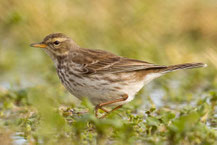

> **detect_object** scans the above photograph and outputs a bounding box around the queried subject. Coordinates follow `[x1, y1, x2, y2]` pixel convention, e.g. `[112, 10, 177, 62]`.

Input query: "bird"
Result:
[30, 33, 207, 118]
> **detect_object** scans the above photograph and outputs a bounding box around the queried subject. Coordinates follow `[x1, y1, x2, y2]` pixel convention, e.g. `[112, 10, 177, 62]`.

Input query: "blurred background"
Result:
[0, 0, 217, 145]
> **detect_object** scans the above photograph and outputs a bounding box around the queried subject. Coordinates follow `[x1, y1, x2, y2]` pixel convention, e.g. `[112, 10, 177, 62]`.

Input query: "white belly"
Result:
[58, 68, 162, 106]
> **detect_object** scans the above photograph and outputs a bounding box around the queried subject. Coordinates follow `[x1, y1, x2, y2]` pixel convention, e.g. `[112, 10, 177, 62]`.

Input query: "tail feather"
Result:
[161, 63, 207, 73]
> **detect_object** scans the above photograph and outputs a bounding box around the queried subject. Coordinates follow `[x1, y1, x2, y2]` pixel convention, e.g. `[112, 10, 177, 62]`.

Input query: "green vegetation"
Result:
[0, 0, 216, 145]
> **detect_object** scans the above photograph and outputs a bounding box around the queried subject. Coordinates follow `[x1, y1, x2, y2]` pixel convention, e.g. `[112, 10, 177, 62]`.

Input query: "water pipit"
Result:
[30, 33, 207, 118]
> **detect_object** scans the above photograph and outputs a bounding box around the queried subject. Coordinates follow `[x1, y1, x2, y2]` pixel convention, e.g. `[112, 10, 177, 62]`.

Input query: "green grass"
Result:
[0, 87, 216, 145]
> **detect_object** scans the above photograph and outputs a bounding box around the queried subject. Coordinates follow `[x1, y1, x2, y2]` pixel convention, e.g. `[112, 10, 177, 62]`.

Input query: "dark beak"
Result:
[30, 42, 47, 48]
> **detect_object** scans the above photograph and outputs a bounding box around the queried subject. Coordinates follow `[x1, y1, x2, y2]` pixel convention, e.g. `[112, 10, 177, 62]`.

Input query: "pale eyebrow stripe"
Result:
[53, 38, 68, 42]
[45, 37, 68, 43]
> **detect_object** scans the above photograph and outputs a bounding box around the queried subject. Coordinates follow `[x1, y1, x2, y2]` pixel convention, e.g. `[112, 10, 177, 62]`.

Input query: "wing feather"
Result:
[69, 48, 166, 74]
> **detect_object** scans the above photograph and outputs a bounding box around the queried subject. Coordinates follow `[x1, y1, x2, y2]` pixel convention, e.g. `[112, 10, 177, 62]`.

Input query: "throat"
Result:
[43, 49, 68, 68]
[56, 56, 68, 70]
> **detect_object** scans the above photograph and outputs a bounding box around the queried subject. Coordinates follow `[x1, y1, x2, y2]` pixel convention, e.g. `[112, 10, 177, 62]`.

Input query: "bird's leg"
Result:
[95, 105, 109, 117]
[95, 94, 128, 118]
[99, 105, 123, 119]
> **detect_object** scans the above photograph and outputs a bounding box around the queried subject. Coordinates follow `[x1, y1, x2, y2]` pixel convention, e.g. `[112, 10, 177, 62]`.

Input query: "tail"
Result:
[161, 62, 207, 73]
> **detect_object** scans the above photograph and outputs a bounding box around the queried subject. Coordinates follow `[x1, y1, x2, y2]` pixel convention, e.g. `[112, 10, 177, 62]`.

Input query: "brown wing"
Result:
[69, 48, 166, 74]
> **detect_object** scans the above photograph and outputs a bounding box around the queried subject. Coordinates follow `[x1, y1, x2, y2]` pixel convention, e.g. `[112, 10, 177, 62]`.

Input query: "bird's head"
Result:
[30, 33, 79, 57]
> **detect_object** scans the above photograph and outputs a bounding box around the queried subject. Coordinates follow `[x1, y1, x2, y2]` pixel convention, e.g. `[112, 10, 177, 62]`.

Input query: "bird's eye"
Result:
[53, 41, 60, 45]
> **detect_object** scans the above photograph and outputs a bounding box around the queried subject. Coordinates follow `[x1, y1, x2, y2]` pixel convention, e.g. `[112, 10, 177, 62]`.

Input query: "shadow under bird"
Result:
[30, 33, 207, 118]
